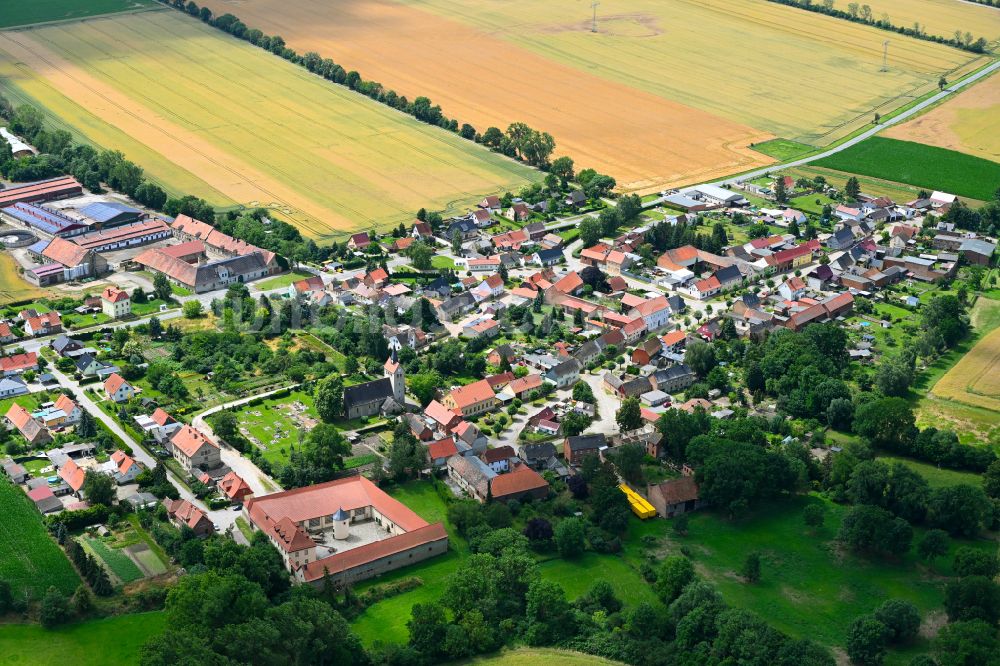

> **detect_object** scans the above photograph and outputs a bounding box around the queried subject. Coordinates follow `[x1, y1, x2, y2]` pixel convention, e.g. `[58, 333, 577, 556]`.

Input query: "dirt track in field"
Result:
[199, 0, 775, 191]
[886, 70, 1000, 163]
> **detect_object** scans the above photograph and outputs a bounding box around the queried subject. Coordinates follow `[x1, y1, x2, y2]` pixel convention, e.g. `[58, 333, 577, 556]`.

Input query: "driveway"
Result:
[191, 387, 292, 496]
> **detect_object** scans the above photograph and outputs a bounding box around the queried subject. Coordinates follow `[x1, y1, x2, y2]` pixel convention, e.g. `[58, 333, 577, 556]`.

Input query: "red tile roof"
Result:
[170, 425, 218, 458]
[165, 498, 212, 531]
[103, 373, 130, 396]
[5, 403, 33, 430]
[219, 471, 252, 500]
[101, 286, 129, 303]
[0, 352, 37, 373]
[631, 296, 670, 317]
[301, 522, 448, 581]
[54, 394, 77, 415]
[151, 408, 175, 426]
[42, 236, 89, 268]
[59, 458, 86, 492]
[490, 463, 548, 499]
[246, 475, 429, 553]
[425, 400, 461, 428]
[482, 445, 515, 464]
[553, 272, 583, 294]
[446, 379, 495, 410]
[25, 311, 61, 332]
[293, 275, 324, 293]
[427, 437, 458, 461]
[661, 330, 686, 347]
[159, 240, 205, 259]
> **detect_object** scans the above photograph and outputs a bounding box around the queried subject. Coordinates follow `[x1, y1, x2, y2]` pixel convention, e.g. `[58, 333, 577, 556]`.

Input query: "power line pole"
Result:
[881, 40, 890, 72]
[591, 1, 600, 33]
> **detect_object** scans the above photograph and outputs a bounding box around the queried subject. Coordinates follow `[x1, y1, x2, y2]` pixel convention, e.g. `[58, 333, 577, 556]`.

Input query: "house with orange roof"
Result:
[23, 311, 62, 337]
[103, 373, 134, 403]
[660, 330, 688, 353]
[491, 463, 549, 502]
[170, 424, 221, 473]
[244, 475, 448, 584]
[164, 498, 214, 537]
[101, 286, 131, 319]
[105, 450, 143, 484]
[628, 296, 672, 331]
[552, 271, 584, 296]
[427, 437, 458, 468]
[289, 275, 324, 297]
[424, 400, 462, 433]
[5, 403, 51, 446]
[219, 471, 253, 503]
[54, 394, 81, 424]
[58, 458, 87, 496]
[690, 275, 722, 300]
[0, 322, 14, 344]
[443, 379, 497, 417]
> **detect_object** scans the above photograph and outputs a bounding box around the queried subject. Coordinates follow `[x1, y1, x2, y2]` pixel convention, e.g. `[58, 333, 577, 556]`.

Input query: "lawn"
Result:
[0, 478, 80, 600]
[876, 455, 983, 488]
[131, 298, 172, 316]
[788, 193, 837, 217]
[0, 612, 166, 665]
[751, 138, 815, 161]
[668, 495, 996, 658]
[539, 551, 657, 606]
[813, 137, 1000, 201]
[255, 269, 314, 291]
[0, 0, 157, 29]
[230, 390, 320, 467]
[431, 255, 457, 270]
[0, 11, 537, 238]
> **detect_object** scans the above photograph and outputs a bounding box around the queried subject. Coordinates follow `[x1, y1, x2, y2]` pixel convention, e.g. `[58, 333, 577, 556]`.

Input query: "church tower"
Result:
[384, 349, 405, 404]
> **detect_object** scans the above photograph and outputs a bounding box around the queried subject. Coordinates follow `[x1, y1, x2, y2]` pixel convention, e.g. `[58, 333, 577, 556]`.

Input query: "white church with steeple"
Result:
[384, 348, 405, 404]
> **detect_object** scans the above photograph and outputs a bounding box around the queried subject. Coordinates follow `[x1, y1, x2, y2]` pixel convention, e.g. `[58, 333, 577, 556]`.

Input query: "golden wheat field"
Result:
[199, 0, 775, 192]
[932, 325, 1000, 412]
[199, 0, 987, 189]
[886, 70, 1000, 163]
[0, 11, 538, 238]
[0, 253, 50, 306]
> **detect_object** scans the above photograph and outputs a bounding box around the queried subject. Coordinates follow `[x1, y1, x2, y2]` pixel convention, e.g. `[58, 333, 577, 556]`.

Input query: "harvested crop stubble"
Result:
[198, 0, 776, 192]
[886, 69, 1000, 163]
[0, 11, 537, 238]
[382, 0, 985, 144]
[932, 326, 1000, 412]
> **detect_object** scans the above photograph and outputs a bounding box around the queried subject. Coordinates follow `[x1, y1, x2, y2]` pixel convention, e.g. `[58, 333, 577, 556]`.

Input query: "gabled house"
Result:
[219, 471, 253, 503]
[103, 373, 134, 403]
[647, 477, 703, 518]
[23, 311, 62, 337]
[0, 376, 28, 398]
[50, 334, 83, 357]
[545, 358, 581, 388]
[106, 450, 143, 484]
[6, 403, 51, 446]
[170, 425, 221, 473]
[54, 394, 81, 424]
[628, 296, 672, 331]
[101, 286, 131, 319]
[347, 232, 371, 250]
[164, 498, 214, 537]
[427, 437, 458, 468]
[564, 434, 605, 465]
[443, 380, 496, 417]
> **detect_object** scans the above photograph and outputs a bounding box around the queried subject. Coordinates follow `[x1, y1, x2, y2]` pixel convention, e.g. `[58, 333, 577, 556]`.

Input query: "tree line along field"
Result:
[0, 478, 80, 601]
[0, 0, 157, 29]
[813, 136, 1000, 201]
[886, 69, 1000, 164]
[835, 0, 1000, 47]
[198, 0, 775, 193]
[0, 11, 538, 239]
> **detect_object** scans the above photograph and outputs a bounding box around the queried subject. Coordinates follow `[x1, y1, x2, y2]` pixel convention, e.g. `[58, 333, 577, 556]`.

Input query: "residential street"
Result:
[45, 364, 241, 534]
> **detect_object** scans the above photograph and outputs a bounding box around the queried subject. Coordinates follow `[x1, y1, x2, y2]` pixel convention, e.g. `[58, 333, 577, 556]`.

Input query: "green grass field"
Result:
[0, 612, 166, 665]
[752, 138, 815, 161]
[876, 456, 983, 488]
[814, 137, 1000, 201]
[0, 0, 156, 29]
[0, 478, 80, 600]
[669, 495, 996, 659]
